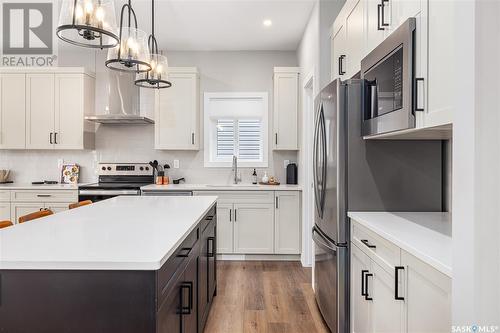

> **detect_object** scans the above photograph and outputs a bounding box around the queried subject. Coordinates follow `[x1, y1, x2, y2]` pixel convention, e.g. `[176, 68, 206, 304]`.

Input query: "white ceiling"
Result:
[110, 0, 316, 51]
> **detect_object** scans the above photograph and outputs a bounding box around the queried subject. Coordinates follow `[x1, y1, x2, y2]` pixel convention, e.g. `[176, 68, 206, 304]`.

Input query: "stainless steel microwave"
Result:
[361, 18, 416, 137]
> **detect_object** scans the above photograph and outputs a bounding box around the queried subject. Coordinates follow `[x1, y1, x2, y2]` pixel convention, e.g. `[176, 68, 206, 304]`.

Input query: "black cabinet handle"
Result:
[177, 247, 192, 258]
[414, 78, 425, 112]
[339, 55, 346, 75]
[208, 237, 215, 257]
[275, 133, 278, 145]
[54, 132, 58, 144]
[365, 272, 373, 301]
[377, 4, 383, 30]
[229, 209, 232, 222]
[49, 132, 53, 144]
[180, 282, 193, 314]
[361, 239, 376, 249]
[275, 196, 279, 209]
[361, 270, 368, 296]
[234, 209, 237, 222]
[395, 266, 405, 300]
[191, 132, 195, 145]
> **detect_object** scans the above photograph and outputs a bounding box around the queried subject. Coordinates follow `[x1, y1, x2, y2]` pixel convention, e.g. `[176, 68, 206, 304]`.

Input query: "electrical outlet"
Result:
[284, 160, 290, 169]
[173, 160, 180, 169]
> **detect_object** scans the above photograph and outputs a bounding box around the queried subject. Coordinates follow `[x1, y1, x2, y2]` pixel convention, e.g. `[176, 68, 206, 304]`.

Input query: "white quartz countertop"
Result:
[141, 183, 302, 192]
[347, 212, 452, 277]
[0, 183, 79, 190]
[0, 196, 217, 270]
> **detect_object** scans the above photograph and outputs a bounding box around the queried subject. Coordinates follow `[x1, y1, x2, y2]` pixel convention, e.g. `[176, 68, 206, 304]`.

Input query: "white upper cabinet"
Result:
[26, 73, 55, 149]
[345, 0, 365, 77]
[155, 67, 199, 150]
[331, 23, 346, 80]
[0, 74, 26, 149]
[424, 0, 453, 128]
[365, 0, 389, 53]
[273, 67, 299, 150]
[0, 67, 95, 150]
[55, 74, 95, 149]
[331, 0, 454, 137]
[331, 0, 365, 79]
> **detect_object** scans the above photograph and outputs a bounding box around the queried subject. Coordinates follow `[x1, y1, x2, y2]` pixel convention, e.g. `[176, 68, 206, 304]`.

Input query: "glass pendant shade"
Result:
[56, 0, 119, 48]
[106, 27, 151, 72]
[135, 53, 171, 88]
[106, 1, 151, 73]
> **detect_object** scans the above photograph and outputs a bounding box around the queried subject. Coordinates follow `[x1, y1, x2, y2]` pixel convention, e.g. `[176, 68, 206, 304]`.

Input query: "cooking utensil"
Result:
[0, 169, 10, 182]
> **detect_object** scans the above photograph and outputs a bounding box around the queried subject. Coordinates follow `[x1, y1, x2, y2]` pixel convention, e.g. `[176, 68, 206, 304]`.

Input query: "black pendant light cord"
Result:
[148, 0, 159, 55]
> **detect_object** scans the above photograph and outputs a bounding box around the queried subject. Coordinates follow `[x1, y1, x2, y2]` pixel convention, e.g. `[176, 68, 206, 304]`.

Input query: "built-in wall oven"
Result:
[361, 18, 417, 137]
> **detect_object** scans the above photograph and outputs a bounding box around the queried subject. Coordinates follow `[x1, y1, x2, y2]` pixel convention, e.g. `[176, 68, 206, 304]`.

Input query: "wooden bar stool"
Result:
[0, 220, 13, 229]
[18, 209, 54, 224]
[69, 200, 93, 210]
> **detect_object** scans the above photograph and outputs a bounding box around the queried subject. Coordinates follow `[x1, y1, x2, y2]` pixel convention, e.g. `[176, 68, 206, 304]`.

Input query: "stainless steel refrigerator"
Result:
[312, 79, 443, 333]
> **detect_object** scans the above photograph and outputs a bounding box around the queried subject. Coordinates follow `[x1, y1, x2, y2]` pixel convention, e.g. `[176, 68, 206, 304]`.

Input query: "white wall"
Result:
[0, 50, 298, 184]
[452, 0, 500, 327]
[296, 0, 343, 267]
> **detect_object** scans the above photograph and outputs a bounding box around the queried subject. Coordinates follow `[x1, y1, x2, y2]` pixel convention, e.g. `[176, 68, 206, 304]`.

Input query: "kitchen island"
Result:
[0, 196, 218, 333]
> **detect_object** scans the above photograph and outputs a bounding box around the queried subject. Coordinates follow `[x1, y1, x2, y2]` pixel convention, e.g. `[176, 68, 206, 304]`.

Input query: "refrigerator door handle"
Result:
[313, 104, 323, 218]
[318, 108, 327, 216]
[312, 227, 337, 252]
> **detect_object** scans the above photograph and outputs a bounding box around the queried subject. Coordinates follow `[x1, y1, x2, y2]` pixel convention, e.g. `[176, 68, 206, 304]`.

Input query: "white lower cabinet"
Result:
[351, 245, 372, 333]
[233, 203, 274, 254]
[371, 261, 404, 332]
[11, 202, 45, 223]
[7, 189, 77, 223]
[350, 220, 451, 333]
[274, 191, 301, 254]
[215, 203, 234, 254]
[0, 202, 11, 221]
[193, 190, 301, 255]
[403, 250, 452, 333]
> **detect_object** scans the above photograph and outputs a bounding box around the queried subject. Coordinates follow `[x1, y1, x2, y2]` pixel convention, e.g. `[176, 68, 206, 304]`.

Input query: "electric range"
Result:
[78, 163, 154, 202]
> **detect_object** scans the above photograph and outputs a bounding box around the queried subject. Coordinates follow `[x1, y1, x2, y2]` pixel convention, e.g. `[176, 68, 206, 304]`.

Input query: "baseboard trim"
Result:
[217, 254, 301, 261]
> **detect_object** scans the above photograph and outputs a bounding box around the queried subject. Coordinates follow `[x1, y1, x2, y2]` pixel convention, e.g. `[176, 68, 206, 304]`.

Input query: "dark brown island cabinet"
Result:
[0, 205, 217, 333]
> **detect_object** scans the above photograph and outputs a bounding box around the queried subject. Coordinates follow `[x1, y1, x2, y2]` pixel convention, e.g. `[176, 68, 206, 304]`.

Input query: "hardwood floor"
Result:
[204, 261, 330, 333]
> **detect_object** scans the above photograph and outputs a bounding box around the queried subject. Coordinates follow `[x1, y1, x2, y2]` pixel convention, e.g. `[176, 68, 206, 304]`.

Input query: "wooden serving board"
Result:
[259, 182, 280, 186]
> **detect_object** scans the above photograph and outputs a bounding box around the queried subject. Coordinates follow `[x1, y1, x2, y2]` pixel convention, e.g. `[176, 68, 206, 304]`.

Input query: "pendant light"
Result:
[56, 0, 119, 48]
[135, 0, 171, 89]
[105, 0, 151, 73]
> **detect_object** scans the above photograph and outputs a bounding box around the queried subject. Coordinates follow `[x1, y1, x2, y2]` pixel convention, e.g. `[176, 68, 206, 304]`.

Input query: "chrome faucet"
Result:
[232, 155, 241, 184]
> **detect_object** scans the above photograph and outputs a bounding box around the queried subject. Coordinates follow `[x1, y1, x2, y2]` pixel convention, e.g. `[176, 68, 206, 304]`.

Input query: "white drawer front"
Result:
[0, 190, 10, 202]
[11, 190, 78, 203]
[352, 219, 401, 271]
[193, 191, 274, 204]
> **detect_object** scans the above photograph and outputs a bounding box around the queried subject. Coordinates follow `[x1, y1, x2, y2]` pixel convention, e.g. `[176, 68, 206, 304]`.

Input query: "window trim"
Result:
[204, 92, 269, 168]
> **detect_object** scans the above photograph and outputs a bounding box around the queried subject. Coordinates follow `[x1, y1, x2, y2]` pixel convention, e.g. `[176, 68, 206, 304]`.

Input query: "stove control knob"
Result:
[107, 167, 112, 171]
[101, 166, 106, 171]
[145, 166, 149, 171]
[139, 167, 144, 171]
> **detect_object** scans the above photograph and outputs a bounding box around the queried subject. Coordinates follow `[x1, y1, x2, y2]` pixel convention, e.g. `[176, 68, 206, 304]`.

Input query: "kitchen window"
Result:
[204, 92, 268, 167]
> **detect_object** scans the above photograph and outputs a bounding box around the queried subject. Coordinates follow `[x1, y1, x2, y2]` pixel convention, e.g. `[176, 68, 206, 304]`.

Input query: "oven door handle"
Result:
[78, 190, 140, 196]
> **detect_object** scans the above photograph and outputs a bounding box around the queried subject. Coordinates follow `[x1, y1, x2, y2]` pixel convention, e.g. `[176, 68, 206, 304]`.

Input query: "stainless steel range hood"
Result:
[86, 70, 154, 125]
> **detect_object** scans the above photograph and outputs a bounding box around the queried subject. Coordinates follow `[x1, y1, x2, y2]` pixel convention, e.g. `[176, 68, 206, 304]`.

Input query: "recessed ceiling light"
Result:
[263, 19, 273, 27]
